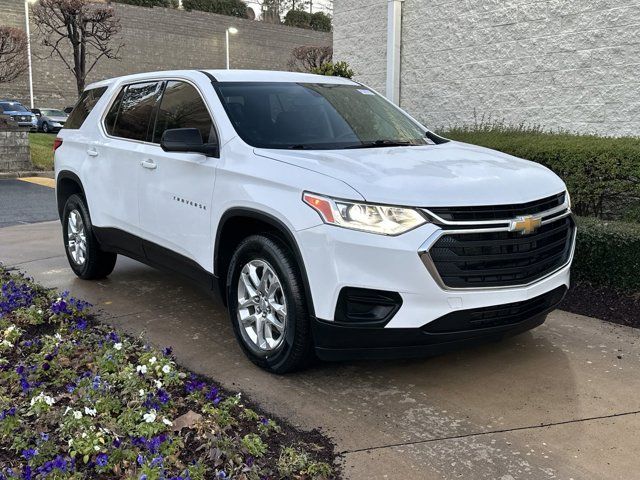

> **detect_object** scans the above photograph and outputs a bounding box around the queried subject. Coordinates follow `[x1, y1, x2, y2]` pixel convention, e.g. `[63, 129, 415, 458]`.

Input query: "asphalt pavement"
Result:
[0, 178, 58, 227]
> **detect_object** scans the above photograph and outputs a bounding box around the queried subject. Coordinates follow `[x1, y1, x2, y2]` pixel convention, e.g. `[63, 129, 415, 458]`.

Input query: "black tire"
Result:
[42, 122, 49, 133]
[226, 234, 314, 374]
[62, 194, 117, 279]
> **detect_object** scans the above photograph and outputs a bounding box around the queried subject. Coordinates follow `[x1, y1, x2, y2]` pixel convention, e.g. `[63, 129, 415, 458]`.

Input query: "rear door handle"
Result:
[140, 159, 157, 170]
[87, 148, 99, 157]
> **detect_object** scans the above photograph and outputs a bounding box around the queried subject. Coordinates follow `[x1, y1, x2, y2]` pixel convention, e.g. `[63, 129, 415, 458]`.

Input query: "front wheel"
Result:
[62, 194, 117, 279]
[226, 235, 314, 374]
[42, 122, 49, 133]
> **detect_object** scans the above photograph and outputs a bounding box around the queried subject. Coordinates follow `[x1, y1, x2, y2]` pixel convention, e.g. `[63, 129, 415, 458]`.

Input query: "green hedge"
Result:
[284, 10, 332, 31]
[182, 0, 249, 17]
[440, 125, 640, 220]
[573, 216, 640, 291]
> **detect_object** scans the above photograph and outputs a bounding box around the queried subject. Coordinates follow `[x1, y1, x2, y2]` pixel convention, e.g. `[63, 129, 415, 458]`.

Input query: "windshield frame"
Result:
[213, 81, 433, 151]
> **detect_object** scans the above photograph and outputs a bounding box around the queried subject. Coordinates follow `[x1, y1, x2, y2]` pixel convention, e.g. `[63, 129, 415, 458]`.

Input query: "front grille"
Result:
[427, 216, 574, 288]
[427, 193, 565, 222]
[423, 286, 566, 333]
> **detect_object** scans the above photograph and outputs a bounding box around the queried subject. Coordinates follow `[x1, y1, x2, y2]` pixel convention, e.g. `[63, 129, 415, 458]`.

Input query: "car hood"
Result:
[46, 116, 67, 123]
[4, 111, 34, 117]
[255, 141, 566, 207]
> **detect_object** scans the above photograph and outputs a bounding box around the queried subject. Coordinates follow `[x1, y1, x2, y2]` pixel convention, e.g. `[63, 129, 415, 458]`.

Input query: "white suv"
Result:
[54, 70, 575, 373]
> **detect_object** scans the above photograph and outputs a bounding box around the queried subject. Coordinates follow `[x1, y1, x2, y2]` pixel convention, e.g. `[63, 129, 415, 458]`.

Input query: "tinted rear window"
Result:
[65, 87, 108, 129]
[108, 81, 163, 142]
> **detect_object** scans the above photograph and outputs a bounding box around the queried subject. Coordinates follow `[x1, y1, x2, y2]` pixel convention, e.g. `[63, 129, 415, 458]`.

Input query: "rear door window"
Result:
[108, 81, 163, 142]
[65, 87, 108, 129]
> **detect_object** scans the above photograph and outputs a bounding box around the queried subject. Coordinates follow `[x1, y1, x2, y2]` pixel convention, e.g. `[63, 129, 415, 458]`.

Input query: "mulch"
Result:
[559, 281, 640, 328]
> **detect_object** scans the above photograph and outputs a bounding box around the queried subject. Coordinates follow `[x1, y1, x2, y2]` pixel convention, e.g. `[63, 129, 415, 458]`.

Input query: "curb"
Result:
[0, 171, 54, 179]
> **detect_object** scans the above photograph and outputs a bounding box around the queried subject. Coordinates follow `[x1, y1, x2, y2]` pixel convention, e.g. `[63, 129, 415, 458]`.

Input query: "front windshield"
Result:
[41, 109, 66, 117]
[0, 102, 29, 113]
[215, 82, 430, 150]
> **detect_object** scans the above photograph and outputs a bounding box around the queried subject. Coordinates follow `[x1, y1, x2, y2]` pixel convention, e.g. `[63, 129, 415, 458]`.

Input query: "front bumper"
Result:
[297, 220, 573, 359]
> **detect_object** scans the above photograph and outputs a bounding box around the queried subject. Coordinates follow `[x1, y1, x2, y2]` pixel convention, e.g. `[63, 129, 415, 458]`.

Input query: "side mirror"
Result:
[160, 128, 219, 157]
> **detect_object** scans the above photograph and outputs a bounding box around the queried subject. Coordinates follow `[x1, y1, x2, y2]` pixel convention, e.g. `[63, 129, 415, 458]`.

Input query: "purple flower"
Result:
[205, 386, 219, 401]
[44, 354, 53, 361]
[140, 475, 148, 480]
[163, 346, 173, 356]
[74, 318, 88, 331]
[42, 363, 50, 371]
[137, 454, 144, 466]
[20, 377, 30, 392]
[112, 438, 122, 448]
[106, 332, 120, 344]
[39, 433, 49, 441]
[157, 389, 170, 405]
[16, 365, 24, 375]
[22, 465, 32, 480]
[0, 407, 16, 420]
[95, 453, 108, 467]
[260, 417, 269, 426]
[21, 448, 37, 461]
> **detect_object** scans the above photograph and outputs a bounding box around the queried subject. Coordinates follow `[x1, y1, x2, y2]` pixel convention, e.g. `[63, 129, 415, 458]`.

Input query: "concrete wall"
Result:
[334, 0, 640, 137]
[0, 129, 32, 172]
[0, 1, 331, 108]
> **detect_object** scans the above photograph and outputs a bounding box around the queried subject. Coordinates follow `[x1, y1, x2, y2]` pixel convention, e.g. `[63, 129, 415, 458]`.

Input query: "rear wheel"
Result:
[226, 235, 313, 373]
[62, 194, 117, 279]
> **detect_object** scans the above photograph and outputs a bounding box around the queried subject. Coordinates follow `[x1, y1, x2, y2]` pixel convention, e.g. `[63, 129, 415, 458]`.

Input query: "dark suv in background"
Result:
[0, 100, 37, 130]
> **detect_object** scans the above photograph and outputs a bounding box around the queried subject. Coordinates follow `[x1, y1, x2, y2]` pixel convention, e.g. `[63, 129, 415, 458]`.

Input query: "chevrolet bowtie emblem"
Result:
[509, 215, 542, 235]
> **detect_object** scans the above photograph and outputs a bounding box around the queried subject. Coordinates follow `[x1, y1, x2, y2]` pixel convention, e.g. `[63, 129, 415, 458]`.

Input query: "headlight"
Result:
[303, 192, 427, 235]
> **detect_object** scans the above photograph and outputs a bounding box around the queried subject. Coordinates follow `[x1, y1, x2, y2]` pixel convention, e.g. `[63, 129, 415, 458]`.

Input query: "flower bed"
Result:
[0, 266, 335, 479]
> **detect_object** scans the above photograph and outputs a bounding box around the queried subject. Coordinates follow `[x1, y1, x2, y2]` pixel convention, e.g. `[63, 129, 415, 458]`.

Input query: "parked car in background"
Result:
[32, 108, 69, 133]
[0, 100, 37, 130]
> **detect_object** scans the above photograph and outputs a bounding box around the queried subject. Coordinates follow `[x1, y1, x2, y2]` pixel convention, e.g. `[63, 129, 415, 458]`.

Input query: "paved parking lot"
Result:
[0, 178, 58, 227]
[2, 220, 640, 479]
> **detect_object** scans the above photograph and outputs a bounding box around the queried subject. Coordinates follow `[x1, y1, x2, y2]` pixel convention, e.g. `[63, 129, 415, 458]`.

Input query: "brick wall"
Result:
[0, 1, 331, 108]
[0, 129, 32, 172]
[334, 0, 640, 137]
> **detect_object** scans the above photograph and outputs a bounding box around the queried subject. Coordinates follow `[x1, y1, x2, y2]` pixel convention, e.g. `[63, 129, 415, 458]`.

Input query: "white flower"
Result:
[162, 365, 171, 374]
[178, 372, 187, 379]
[149, 356, 157, 364]
[162, 417, 172, 426]
[113, 342, 122, 351]
[136, 365, 147, 374]
[154, 380, 163, 389]
[139, 389, 145, 397]
[54, 333, 63, 342]
[1, 340, 13, 348]
[84, 407, 97, 417]
[37, 309, 43, 315]
[143, 410, 157, 423]
[64, 406, 72, 415]
[94, 445, 100, 451]
[73, 410, 83, 420]
[30, 392, 56, 407]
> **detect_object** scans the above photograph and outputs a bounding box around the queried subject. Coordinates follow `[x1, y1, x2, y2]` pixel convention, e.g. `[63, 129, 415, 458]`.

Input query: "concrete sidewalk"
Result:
[2, 221, 640, 479]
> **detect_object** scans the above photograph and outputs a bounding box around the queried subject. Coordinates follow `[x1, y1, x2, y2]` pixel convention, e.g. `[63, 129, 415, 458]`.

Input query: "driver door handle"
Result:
[87, 148, 99, 157]
[141, 159, 157, 170]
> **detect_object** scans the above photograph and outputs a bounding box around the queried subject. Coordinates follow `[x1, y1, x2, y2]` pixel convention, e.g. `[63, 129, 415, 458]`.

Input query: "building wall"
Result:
[334, 0, 640, 137]
[0, 1, 331, 108]
[0, 129, 32, 172]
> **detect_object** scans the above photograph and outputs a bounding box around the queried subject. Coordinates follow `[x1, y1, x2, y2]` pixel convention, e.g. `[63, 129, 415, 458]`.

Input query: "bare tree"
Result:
[288, 45, 332, 72]
[0, 26, 28, 84]
[32, 0, 123, 95]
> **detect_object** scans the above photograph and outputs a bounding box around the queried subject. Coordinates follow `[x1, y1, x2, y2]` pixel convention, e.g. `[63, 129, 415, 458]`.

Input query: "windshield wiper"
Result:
[343, 139, 416, 149]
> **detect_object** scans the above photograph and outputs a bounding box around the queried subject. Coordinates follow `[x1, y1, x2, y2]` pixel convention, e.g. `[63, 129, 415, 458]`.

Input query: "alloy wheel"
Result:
[236, 259, 287, 352]
[67, 210, 87, 266]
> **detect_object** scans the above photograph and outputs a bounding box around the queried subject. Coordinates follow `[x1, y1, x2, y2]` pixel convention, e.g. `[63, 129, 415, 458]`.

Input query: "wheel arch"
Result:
[56, 171, 86, 220]
[214, 207, 316, 317]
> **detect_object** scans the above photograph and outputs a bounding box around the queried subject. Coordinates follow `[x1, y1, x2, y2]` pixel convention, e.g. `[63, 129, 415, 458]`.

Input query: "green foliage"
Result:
[182, 0, 249, 17]
[284, 10, 332, 31]
[440, 123, 640, 219]
[278, 445, 333, 478]
[112, 0, 172, 7]
[311, 61, 354, 79]
[573, 217, 640, 292]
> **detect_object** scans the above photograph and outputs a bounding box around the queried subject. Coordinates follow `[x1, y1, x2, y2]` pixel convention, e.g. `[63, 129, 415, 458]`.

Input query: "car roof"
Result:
[85, 69, 358, 90]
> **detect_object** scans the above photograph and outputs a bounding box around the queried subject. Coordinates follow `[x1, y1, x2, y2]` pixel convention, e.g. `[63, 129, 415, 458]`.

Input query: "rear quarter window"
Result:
[65, 86, 108, 129]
